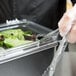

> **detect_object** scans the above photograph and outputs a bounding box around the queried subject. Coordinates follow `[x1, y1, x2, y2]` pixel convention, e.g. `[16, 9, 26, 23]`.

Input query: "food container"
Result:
[0, 19, 59, 76]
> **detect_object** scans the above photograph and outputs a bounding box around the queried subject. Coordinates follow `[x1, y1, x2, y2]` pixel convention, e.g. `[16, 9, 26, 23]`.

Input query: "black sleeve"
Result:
[71, 0, 76, 5]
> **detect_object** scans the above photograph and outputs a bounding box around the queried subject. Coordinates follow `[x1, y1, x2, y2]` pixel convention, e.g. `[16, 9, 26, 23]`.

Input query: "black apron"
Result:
[0, 0, 76, 29]
[0, 0, 67, 29]
[13, 0, 66, 29]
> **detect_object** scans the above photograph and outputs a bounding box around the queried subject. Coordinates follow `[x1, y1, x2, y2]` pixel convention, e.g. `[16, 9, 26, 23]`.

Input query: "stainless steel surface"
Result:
[69, 52, 76, 76]
[54, 52, 72, 76]
[54, 52, 76, 76]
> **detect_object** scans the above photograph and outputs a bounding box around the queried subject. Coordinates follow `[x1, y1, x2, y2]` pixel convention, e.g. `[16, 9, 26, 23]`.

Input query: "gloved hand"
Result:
[58, 5, 76, 43]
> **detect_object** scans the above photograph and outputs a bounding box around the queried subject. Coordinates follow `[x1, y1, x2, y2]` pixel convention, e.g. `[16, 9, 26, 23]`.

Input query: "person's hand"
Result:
[58, 9, 76, 43]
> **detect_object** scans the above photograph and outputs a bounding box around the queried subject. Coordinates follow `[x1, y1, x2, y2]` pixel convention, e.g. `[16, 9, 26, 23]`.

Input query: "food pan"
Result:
[0, 19, 58, 64]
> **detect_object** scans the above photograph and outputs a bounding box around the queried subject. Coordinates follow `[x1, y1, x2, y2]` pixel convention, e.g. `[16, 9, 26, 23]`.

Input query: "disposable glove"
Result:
[58, 4, 76, 43]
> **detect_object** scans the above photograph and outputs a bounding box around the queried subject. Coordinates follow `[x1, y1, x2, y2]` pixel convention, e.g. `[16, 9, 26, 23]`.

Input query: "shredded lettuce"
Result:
[0, 29, 34, 48]
[4, 38, 33, 48]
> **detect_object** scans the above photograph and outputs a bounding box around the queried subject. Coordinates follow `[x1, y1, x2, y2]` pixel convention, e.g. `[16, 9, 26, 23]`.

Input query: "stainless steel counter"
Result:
[54, 52, 76, 76]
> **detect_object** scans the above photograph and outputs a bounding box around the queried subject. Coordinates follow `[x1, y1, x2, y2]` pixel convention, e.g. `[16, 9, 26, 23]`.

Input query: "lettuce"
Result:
[1, 29, 25, 40]
[4, 38, 33, 48]
[0, 29, 34, 48]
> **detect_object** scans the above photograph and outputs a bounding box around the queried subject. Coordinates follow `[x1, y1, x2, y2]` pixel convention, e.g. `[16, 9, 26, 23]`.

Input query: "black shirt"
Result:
[0, 0, 76, 29]
[0, 0, 13, 22]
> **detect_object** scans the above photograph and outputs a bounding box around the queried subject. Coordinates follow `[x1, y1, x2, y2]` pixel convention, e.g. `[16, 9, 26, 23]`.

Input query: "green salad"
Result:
[0, 29, 35, 48]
